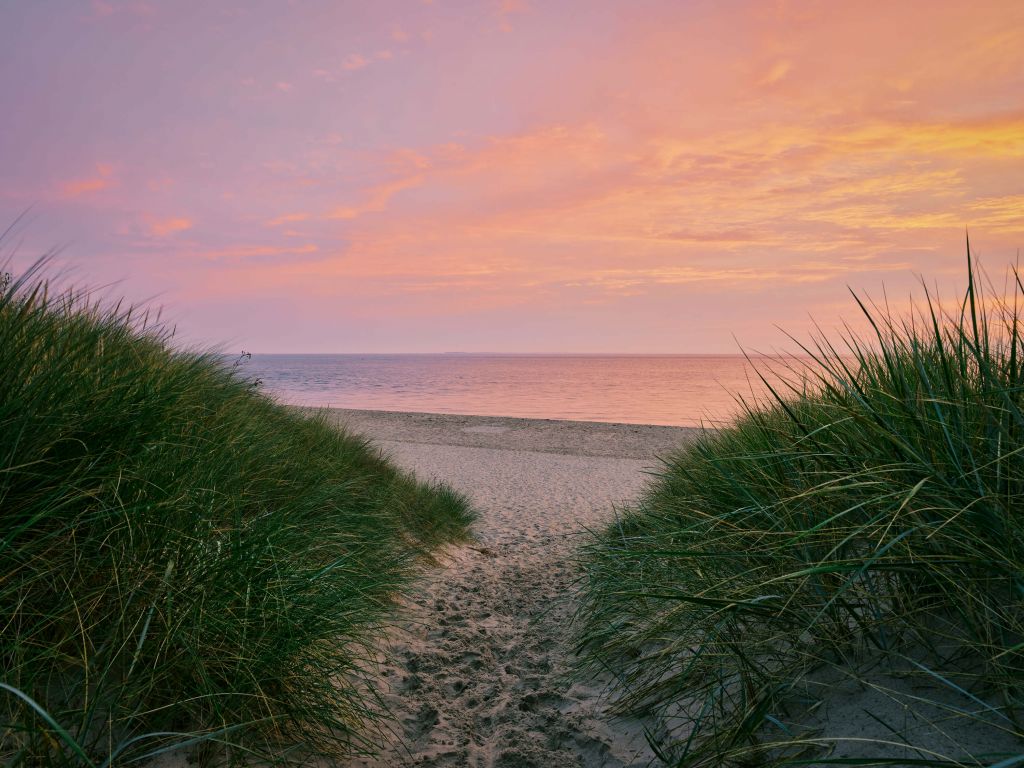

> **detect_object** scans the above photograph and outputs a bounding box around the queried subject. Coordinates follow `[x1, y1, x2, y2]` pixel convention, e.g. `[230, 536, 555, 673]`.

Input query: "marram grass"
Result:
[0, 259, 474, 765]
[578, 246, 1024, 767]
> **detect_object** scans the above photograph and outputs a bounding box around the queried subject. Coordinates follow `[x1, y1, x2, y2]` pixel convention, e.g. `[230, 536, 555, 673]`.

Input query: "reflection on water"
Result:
[241, 354, 810, 428]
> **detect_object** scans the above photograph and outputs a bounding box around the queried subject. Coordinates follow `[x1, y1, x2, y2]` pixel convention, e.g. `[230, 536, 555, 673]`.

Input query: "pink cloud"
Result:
[147, 216, 193, 237]
[265, 212, 311, 227]
[58, 163, 114, 198]
[758, 60, 792, 87]
[497, 0, 530, 31]
[499, 0, 529, 13]
[10, 0, 1024, 353]
[342, 53, 369, 71]
[328, 176, 425, 220]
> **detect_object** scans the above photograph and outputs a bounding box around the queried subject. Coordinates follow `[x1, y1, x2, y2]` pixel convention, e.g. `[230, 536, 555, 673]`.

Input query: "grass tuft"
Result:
[578, 244, 1024, 766]
[0, 257, 474, 765]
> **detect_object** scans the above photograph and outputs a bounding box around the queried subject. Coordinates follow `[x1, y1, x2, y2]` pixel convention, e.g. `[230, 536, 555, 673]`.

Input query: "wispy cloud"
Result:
[192, 243, 321, 265]
[146, 216, 193, 237]
[9, 0, 1024, 351]
[342, 53, 370, 71]
[328, 176, 425, 220]
[497, 0, 529, 31]
[58, 163, 114, 198]
[758, 60, 792, 87]
[265, 212, 311, 227]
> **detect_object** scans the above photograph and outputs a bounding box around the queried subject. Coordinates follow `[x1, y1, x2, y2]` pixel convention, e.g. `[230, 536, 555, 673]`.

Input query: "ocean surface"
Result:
[242, 354, 808, 428]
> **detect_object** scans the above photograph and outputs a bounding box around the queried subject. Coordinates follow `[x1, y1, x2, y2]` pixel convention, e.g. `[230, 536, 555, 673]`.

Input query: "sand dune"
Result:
[150, 409, 1021, 766]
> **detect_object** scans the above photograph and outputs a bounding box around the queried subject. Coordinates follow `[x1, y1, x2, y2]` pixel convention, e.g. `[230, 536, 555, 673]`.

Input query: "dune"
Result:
[151, 405, 1021, 766]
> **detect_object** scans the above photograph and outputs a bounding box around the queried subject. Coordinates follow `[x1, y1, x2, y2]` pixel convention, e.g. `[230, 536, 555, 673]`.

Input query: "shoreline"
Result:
[299, 406, 703, 461]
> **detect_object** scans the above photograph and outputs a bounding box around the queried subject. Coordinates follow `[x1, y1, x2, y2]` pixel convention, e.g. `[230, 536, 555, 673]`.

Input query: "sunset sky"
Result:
[1, 0, 1022, 353]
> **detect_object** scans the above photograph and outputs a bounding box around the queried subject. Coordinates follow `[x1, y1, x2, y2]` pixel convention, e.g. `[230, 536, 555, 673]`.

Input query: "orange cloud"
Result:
[286, 97, 1021, 312]
[497, 0, 529, 31]
[26, 0, 1024, 352]
[758, 60, 792, 87]
[328, 175, 424, 220]
[342, 53, 369, 71]
[266, 212, 311, 227]
[59, 163, 114, 198]
[147, 216, 193, 237]
[966, 195, 1024, 232]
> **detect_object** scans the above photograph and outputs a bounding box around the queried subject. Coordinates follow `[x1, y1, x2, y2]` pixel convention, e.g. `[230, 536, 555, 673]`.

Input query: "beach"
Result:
[8, 3, 1022, 764]
[314, 409, 698, 767]
[141, 406, 1022, 767]
[315, 409, 1022, 766]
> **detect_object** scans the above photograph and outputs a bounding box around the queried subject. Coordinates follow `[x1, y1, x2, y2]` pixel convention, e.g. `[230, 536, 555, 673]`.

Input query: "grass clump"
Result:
[578, 246, 1024, 766]
[0, 259, 474, 765]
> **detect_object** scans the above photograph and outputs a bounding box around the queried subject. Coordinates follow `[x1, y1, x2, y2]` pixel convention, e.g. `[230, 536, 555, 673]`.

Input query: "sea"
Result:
[240, 354, 808, 428]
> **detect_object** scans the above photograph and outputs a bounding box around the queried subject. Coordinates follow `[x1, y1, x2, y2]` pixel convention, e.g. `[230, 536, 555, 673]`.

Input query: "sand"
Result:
[318, 409, 1021, 767]
[312, 409, 698, 768]
[153, 407, 1020, 766]
[308, 408, 699, 461]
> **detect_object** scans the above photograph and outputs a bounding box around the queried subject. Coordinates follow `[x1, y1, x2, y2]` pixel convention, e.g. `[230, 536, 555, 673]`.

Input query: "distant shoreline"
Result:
[258, 351, 806, 358]
[251, 354, 790, 428]
[299, 406, 703, 461]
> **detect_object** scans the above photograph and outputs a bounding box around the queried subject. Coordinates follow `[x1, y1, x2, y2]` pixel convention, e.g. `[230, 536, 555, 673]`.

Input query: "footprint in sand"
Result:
[337, 417, 692, 768]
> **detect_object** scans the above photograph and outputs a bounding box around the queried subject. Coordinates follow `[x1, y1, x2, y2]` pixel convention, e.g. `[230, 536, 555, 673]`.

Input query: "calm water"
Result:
[241, 354, 806, 428]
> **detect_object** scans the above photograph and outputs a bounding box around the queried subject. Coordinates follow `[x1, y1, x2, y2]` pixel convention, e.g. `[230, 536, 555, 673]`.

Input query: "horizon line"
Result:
[245, 351, 805, 357]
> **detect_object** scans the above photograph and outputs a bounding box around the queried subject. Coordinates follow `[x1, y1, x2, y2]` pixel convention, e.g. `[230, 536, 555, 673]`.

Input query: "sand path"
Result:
[321, 410, 697, 768]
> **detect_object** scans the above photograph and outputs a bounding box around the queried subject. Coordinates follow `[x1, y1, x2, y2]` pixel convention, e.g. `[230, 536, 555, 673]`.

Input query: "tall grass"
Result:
[0, 258, 474, 765]
[578, 246, 1024, 766]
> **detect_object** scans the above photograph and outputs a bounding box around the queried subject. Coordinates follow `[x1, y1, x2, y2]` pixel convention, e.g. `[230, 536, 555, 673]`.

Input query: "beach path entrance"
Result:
[323, 409, 696, 768]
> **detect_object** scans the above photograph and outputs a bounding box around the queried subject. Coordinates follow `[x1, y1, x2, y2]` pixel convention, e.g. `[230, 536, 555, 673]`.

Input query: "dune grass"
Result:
[578, 246, 1024, 766]
[0, 259, 474, 766]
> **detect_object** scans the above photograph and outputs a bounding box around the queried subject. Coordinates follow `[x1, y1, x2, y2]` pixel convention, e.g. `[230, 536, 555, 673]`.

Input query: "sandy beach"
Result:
[142, 408, 1021, 768]
[311, 409, 698, 767]
[316, 410, 1023, 766]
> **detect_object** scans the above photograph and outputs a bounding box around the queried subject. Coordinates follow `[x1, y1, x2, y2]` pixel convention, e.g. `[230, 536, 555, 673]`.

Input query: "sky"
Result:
[1, 0, 1022, 353]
